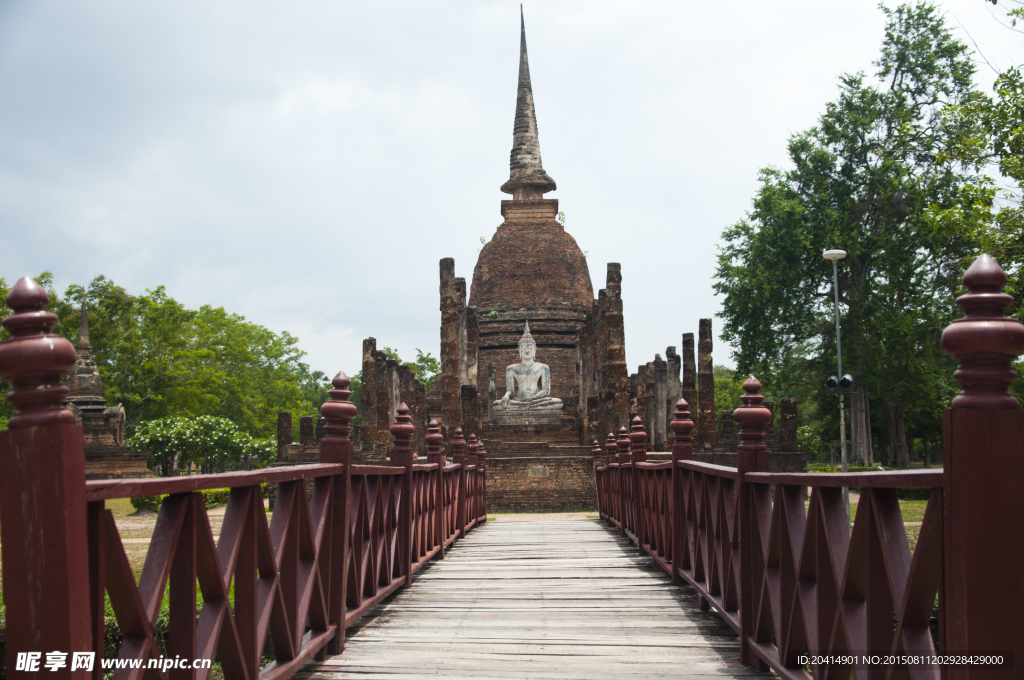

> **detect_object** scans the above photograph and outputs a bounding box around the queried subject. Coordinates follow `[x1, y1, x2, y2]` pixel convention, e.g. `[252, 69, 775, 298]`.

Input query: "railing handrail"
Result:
[745, 468, 944, 487]
[675, 459, 740, 479]
[634, 461, 672, 470]
[350, 463, 406, 475]
[85, 463, 347, 500]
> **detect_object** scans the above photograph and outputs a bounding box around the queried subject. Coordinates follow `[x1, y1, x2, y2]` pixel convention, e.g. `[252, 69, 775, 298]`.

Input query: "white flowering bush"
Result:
[128, 415, 275, 476]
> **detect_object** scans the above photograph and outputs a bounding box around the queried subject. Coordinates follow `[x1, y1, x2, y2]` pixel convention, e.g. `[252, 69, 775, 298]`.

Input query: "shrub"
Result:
[130, 495, 163, 513]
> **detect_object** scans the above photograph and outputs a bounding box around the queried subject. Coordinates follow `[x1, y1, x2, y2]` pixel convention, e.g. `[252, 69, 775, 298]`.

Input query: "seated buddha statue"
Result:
[493, 322, 563, 412]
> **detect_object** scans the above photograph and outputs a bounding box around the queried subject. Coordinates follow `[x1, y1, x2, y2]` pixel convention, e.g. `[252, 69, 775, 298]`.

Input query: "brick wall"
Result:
[486, 447, 597, 512]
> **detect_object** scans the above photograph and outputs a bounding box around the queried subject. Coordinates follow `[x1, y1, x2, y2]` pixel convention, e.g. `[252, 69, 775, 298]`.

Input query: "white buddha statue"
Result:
[493, 322, 563, 412]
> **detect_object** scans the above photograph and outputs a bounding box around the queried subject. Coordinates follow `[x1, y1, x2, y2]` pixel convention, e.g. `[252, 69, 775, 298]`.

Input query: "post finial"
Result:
[451, 427, 467, 463]
[321, 371, 358, 444]
[606, 431, 617, 466]
[629, 416, 647, 462]
[389, 402, 416, 464]
[732, 376, 772, 453]
[0, 277, 77, 428]
[426, 418, 444, 465]
[616, 425, 631, 464]
[477, 437, 488, 468]
[941, 254, 1024, 409]
[670, 397, 695, 460]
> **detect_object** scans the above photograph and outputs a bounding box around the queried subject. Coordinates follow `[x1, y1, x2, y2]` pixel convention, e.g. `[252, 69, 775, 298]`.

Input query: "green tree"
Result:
[127, 415, 275, 476]
[712, 365, 746, 413]
[714, 3, 986, 467]
[0, 274, 324, 436]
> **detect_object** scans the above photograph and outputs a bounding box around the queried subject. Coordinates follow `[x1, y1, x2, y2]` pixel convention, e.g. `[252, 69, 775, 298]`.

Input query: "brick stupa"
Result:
[422, 10, 630, 510]
[64, 300, 152, 480]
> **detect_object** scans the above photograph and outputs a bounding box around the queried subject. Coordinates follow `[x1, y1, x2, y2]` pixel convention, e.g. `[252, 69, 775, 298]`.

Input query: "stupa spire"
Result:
[66, 294, 106, 403]
[77, 297, 91, 348]
[500, 6, 557, 200]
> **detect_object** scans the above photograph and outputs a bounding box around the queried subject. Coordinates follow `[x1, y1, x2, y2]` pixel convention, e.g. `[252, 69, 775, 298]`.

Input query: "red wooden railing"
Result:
[597, 254, 1024, 679]
[0, 277, 487, 679]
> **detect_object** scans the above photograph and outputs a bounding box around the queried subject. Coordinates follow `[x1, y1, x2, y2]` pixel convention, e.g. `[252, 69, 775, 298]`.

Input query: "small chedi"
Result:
[492, 322, 563, 421]
[64, 300, 151, 480]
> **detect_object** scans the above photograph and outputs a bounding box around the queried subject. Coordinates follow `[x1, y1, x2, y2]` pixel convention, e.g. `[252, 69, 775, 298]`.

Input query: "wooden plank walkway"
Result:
[298, 519, 770, 680]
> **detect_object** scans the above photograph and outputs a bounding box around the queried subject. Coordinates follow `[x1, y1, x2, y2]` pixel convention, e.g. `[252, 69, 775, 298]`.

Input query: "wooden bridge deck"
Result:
[298, 519, 769, 680]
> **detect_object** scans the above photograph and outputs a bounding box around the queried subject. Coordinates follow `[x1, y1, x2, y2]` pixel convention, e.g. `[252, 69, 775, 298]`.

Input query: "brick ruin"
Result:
[64, 301, 151, 480]
[356, 338, 429, 463]
[629, 324, 805, 475]
[343, 13, 805, 509]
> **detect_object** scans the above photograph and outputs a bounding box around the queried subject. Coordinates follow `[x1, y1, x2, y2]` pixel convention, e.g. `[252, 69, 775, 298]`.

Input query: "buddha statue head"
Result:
[519, 321, 536, 364]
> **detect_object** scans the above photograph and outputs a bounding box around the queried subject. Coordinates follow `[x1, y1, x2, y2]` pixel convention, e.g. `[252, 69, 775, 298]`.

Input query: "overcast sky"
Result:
[1, 1, 1021, 381]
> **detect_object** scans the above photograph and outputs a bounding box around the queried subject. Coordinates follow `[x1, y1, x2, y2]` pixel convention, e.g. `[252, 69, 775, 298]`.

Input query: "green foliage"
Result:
[797, 425, 825, 459]
[0, 274, 325, 437]
[130, 495, 163, 512]
[488, 310, 499, 319]
[127, 415, 275, 476]
[129, 485, 266, 514]
[299, 369, 334, 414]
[712, 365, 746, 413]
[714, 3, 984, 459]
[942, 64, 1024, 321]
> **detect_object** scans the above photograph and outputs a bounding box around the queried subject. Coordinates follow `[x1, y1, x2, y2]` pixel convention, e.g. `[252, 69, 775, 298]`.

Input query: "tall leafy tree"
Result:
[0, 274, 324, 437]
[715, 2, 988, 466]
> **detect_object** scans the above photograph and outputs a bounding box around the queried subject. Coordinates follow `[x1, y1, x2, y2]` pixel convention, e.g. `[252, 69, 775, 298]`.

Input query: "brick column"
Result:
[276, 411, 292, 462]
[439, 259, 462, 438]
[697, 319, 716, 451]
[682, 333, 698, 443]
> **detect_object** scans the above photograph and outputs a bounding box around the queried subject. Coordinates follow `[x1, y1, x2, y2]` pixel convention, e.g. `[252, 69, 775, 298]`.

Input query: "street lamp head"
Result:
[826, 375, 839, 390]
[823, 249, 847, 261]
[839, 374, 853, 388]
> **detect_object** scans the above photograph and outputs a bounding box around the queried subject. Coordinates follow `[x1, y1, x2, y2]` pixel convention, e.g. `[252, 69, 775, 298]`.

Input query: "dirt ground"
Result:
[488, 512, 594, 522]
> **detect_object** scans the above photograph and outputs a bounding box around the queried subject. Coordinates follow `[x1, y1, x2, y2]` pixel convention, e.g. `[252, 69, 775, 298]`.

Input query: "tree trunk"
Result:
[850, 387, 873, 466]
[886, 403, 910, 467]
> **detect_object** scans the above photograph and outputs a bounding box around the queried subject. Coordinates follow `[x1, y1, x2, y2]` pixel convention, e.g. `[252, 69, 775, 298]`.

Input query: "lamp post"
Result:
[823, 249, 850, 519]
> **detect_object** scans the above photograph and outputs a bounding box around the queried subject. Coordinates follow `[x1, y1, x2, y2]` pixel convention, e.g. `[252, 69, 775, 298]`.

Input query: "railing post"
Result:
[630, 417, 648, 550]
[452, 428, 468, 538]
[0, 277, 91, 674]
[426, 419, 445, 558]
[319, 371, 357, 654]
[467, 434, 480, 524]
[603, 432, 616, 525]
[390, 403, 416, 587]
[940, 254, 1024, 675]
[733, 376, 771, 668]
[591, 440, 603, 516]
[477, 438, 488, 523]
[605, 431, 617, 467]
[669, 398, 694, 586]
[616, 426, 630, 537]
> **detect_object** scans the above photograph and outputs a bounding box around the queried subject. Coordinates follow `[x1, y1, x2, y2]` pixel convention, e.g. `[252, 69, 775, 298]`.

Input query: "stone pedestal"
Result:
[491, 409, 563, 425]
